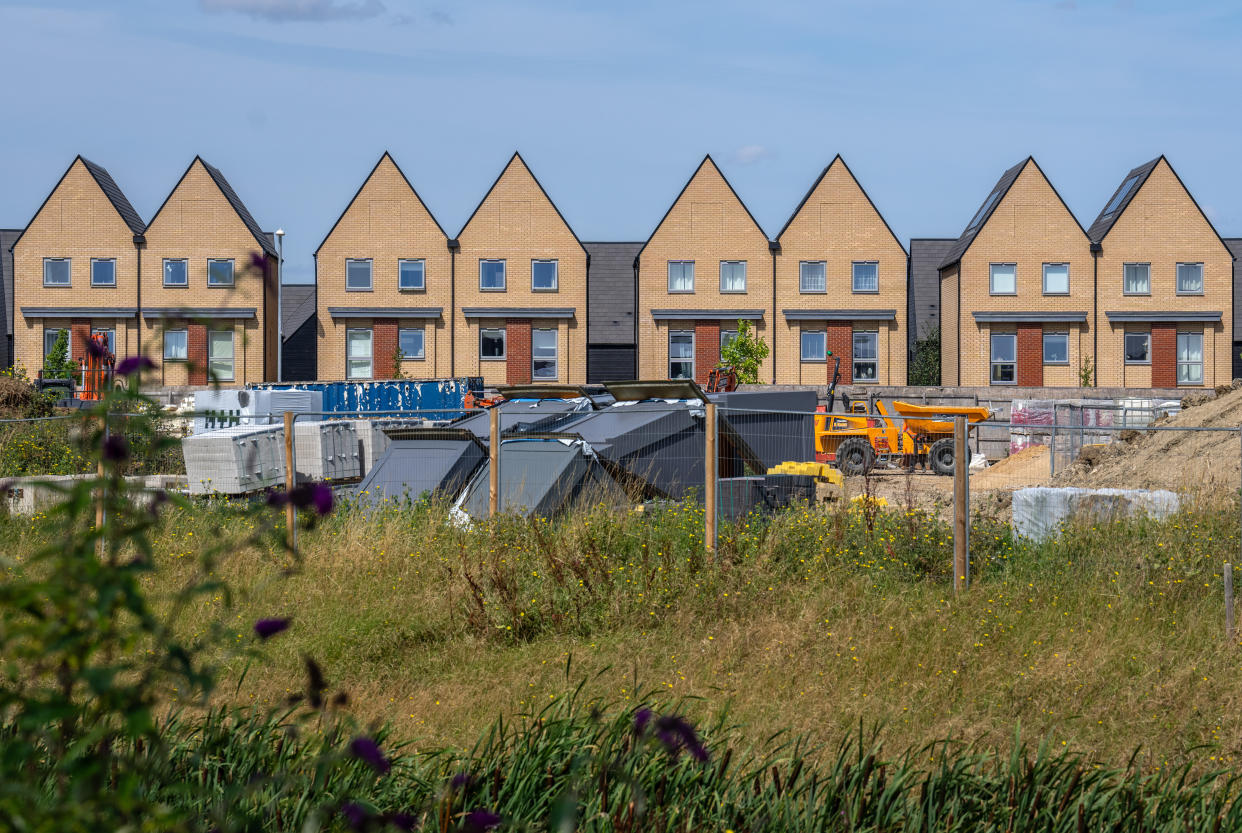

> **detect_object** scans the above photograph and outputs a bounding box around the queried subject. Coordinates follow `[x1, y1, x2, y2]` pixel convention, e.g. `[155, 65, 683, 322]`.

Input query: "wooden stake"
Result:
[489, 405, 500, 519]
[96, 413, 106, 556]
[705, 402, 717, 558]
[953, 415, 968, 593]
[1226, 562, 1235, 644]
[283, 411, 296, 553]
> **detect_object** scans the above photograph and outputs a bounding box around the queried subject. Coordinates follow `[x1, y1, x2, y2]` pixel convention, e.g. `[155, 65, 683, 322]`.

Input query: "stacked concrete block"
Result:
[182, 425, 285, 495]
[293, 421, 360, 482]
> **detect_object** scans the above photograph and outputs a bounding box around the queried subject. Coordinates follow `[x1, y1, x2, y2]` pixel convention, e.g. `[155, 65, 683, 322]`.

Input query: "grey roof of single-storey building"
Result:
[584, 241, 641, 345]
[908, 238, 954, 348]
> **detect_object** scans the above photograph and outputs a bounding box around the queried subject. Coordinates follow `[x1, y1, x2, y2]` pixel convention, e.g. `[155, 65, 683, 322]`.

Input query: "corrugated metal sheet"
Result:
[256, 378, 478, 415]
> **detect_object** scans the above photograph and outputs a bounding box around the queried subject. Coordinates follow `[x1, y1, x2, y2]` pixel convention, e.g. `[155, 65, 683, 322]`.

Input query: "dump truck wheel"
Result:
[929, 438, 956, 476]
[835, 437, 874, 476]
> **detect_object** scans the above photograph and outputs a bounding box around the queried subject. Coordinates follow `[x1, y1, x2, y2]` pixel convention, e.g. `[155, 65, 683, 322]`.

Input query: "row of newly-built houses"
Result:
[3, 151, 1239, 390]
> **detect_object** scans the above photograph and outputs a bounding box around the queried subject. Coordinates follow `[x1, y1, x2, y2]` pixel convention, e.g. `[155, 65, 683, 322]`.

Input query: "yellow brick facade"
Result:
[774, 157, 908, 386]
[637, 156, 773, 381]
[315, 153, 452, 380]
[140, 158, 276, 386]
[12, 158, 142, 377]
[454, 153, 587, 385]
[1093, 158, 1232, 388]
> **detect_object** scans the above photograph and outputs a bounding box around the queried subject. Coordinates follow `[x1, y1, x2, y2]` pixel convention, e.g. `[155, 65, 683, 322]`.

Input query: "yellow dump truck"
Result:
[815, 400, 992, 476]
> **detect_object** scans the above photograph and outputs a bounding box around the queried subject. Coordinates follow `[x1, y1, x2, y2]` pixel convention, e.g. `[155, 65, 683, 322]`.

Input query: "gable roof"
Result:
[314, 151, 448, 256]
[938, 158, 1027, 270]
[774, 155, 906, 254]
[456, 151, 588, 256]
[636, 154, 769, 258]
[9, 155, 145, 251]
[146, 156, 277, 257]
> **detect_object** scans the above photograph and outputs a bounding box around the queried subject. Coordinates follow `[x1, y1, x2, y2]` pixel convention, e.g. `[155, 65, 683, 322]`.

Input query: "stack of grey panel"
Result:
[457, 438, 624, 520]
[293, 421, 360, 481]
[357, 428, 486, 506]
[182, 425, 285, 494]
[341, 418, 429, 477]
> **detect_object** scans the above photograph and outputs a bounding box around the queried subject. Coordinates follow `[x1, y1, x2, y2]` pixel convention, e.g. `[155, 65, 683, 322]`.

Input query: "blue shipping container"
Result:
[254, 378, 482, 418]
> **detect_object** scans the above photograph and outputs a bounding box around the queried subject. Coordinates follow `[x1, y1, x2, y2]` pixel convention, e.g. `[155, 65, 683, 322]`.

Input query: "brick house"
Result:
[140, 157, 278, 386]
[774, 156, 908, 386]
[314, 152, 451, 381]
[454, 152, 588, 386]
[11, 156, 146, 377]
[636, 155, 773, 384]
[939, 158, 1093, 387]
[1087, 156, 1233, 388]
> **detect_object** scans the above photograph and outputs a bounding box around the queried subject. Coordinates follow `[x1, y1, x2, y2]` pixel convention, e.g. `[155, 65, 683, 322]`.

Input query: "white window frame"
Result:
[163, 258, 188, 288]
[91, 327, 116, 357]
[531, 259, 558, 291]
[90, 258, 116, 287]
[667, 261, 695, 293]
[668, 330, 694, 380]
[43, 328, 69, 359]
[1124, 332, 1151, 365]
[531, 328, 558, 380]
[345, 258, 373, 292]
[852, 330, 879, 383]
[43, 257, 71, 287]
[398, 259, 426, 291]
[346, 328, 373, 379]
[1177, 331, 1204, 385]
[398, 326, 425, 360]
[990, 333, 1017, 385]
[480, 327, 506, 360]
[1123, 262, 1150, 296]
[851, 261, 879, 294]
[799, 261, 826, 294]
[720, 329, 738, 351]
[989, 263, 1017, 296]
[208, 329, 235, 381]
[1176, 262, 1204, 295]
[479, 259, 507, 291]
[163, 329, 188, 361]
[207, 258, 235, 288]
[1042, 331, 1069, 365]
[800, 330, 827, 362]
[1042, 262, 1069, 295]
[719, 260, 747, 293]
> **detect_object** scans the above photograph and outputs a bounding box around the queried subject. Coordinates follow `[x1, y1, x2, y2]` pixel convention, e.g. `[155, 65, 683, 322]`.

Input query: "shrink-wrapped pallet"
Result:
[182, 425, 285, 494]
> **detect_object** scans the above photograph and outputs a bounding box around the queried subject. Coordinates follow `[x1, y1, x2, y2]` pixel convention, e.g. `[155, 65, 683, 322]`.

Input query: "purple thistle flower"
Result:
[633, 707, 653, 736]
[653, 714, 709, 762]
[450, 771, 475, 790]
[86, 337, 109, 360]
[115, 355, 155, 377]
[102, 434, 130, 464]
[464, 809, 501, 832]
[341, 802, 370, 831]
[385, 811, 417, 831]
[266, 490, 290, 508]
[249, 251, 268, 272]
[349, 736, 392, 775]
[253, 617, 291, 640]
[290, 482, 333, 515]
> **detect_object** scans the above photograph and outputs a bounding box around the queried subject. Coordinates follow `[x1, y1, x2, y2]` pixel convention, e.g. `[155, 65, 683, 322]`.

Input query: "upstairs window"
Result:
[667, 261, 694, 293]
[163, 259, 188, 287]
[90, 258, 116, 287]
[346, 259, 372, 291]
[532, 329, 558, 380]
[800, 330, 826, 362]
[1176, 262, 1204, 294]
[43, 258, 71, 287]
[719, 261, 747, 293]
[852, 261, 879, 293]
[398, 327, 425, 360]
[799, 261, 826, 293]
[989, 263, 1016, 295]
[207, 259, 235, 287]
[479, 259, 506, 291]
[398, 259, 425, 291]
[532, 259, 558, 291]
[1042, 263, 1069, 295]
[1123, 263, 1150, 295]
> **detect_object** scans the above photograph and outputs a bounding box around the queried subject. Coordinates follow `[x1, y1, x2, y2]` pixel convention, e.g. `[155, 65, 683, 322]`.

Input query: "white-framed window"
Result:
[720, 329, 738, 351]
[1176, 262, 1204, 295]
[799, 261, 826, 293]
[531, 259, 558, 291]
[668, 330, 694, 380]
[852, 261, 879, 293]
[480, 328, 506, 360]
[990, 263, 1016, 295]
[852, 331, 878, 382]
[207, 259, 235, 287]
[43, 258, 71, 287]
[208, 330, 235, 381]
[91, 327, 115, 357]
[398, 327, 425, 360]
[1043, 331, 1069, 365]
[1042, 263, 1069, 295]
[398, 259, 425, 291]
[1123, 263, 1150, 295]
[346, 259, 372, 291]
[990, 333, 1016, 384]
[667, 261, 694, 293]
[1124, 332, 1150, 364]
[800, 330, 826, 362]
[1177, 332, 1204, 384]
[90, 258, 116, 287]
[163, 329, 188, 361]
[719, 261, 747, 293]
[163, 259, 188, 287]
[43, 328, 69, 359]
[479, 259, 506, 291]
[346, 328, 373, 379]
[532, 329, 557, 380]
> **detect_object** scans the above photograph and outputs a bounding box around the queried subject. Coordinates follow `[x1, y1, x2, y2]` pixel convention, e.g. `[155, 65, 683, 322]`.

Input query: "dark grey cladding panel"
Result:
[281, 314, 318, 381]
[909, 238, 955, 348]
[1226, 238, 1242, 340]
[282, 284, 316, 335]
[587, 345, 635, 383]
[2, 229, 24, 345]
[584, 241, 642, 345]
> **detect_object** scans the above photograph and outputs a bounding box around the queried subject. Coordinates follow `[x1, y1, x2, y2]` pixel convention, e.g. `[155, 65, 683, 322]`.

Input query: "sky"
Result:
[1, 0, 1241, 284]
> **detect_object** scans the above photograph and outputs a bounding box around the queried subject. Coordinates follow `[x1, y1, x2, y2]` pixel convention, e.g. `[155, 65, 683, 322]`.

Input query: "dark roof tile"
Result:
[1085, 157, 1160, 243]
[938, 158, 1028, 270]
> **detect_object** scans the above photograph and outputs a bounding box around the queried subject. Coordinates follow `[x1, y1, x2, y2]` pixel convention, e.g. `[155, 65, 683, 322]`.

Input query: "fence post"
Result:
[283, 411, 296, 553]
[489, 404, 500, 519]
[705, 402, 717, 558]
[95, 412, 107, 555]
[1226, 562, 1235, 644]
[953, 415, 968, 593]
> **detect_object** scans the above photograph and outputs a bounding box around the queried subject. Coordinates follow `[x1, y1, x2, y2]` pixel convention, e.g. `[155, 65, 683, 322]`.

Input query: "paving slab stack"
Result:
[182, 425, 286, 495]
[293, 421, 360, 481]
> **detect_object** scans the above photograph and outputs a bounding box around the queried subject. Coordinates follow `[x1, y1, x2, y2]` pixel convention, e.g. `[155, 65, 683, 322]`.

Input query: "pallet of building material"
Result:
[182, 425, 285, 495]
[192, 388, 324, 434]
[338, 419, 428, 477]
[293, 421, 360, 482]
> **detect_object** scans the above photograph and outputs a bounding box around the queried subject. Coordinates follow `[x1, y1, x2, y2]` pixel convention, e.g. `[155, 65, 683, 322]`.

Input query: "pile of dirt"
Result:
[1055, 384, 1242, 495]
[0, 374, 52, 418]
[971, 444, 1050, 491]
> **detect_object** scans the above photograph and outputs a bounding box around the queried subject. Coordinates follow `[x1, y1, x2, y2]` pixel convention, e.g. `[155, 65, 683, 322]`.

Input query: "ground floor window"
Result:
[669, 330, 694, 380]
[208, 330, 235, 381]
[532, 329, 557, 380]
[800, 329, 826, 361]
[852, 331, 878, 382]
[990, 333, 1016, 384]
[163, 329, 188, 362]
[480, 328, 506, 360]
[720, 329, 738, 351]
[1042, 331, 1068, 365]
[43, 328, 69, 360]
[1177, 332, 1203, 385]
[91, 327, 115, 358]
[398, 327, 425, 360]
[346, 328, 372, 379]
[1124, 332, 1150, 364]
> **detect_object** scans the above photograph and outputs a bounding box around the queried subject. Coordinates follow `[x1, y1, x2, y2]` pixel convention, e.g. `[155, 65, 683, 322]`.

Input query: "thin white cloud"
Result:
[200, 0, 387, 23]
[731, 144, 770, 165]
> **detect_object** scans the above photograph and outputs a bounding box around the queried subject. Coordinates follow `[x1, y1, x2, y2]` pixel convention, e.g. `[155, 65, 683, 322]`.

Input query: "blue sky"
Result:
[1, 0, 1240, 283]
